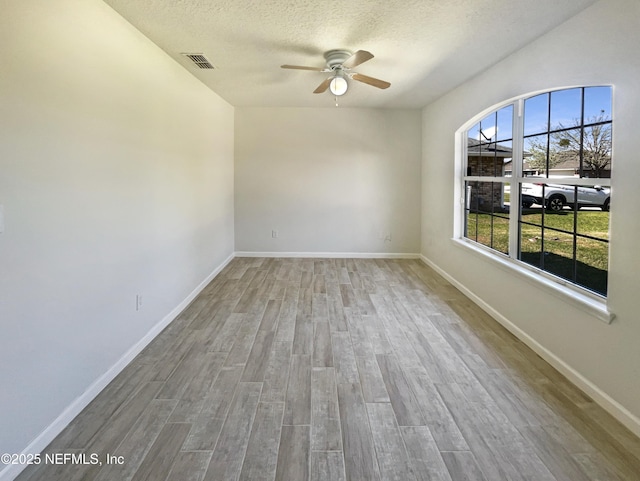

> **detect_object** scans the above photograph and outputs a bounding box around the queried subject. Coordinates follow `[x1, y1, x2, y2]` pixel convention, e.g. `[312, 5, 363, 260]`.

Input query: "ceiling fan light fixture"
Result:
[329, 76, 348, 96]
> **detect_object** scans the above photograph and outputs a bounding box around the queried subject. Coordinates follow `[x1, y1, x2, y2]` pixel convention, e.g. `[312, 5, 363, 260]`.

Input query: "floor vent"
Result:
[181, 53, 215, 69]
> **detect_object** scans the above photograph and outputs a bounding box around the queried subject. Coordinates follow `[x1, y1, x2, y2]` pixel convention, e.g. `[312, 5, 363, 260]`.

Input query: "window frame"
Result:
[453, 87, 614, 323]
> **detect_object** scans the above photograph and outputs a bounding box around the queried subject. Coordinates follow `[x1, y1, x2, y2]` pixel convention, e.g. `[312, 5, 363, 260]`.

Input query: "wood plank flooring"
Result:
[16, 258, 640, 481]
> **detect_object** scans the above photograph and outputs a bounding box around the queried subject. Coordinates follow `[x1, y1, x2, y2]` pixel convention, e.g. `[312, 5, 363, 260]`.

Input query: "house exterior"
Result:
[466, 138, 512, 211]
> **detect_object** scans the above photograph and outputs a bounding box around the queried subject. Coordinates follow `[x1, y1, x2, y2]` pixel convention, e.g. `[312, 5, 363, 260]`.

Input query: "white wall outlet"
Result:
[136, 294, 143, 311]
[272, 230, 278, 238]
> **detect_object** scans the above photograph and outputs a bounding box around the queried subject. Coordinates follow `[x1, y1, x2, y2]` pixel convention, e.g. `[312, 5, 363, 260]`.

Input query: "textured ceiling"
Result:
[102, 0, 597, 109]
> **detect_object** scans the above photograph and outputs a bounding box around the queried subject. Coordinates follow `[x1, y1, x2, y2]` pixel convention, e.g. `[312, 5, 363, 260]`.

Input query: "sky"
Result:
[523, 86, 611, 136]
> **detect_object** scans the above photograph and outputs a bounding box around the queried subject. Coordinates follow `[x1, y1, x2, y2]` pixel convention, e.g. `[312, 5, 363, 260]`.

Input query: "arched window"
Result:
[459, 86, 612, 298]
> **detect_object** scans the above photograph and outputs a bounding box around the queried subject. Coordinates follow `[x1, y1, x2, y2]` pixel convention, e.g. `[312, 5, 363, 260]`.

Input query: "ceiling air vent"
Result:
[181, 53, 215, 69]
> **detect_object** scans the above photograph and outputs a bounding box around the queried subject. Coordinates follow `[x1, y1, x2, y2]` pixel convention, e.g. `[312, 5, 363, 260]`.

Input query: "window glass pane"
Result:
[524, 93, 549, 136]
[576, 198, 610, 238]
[492, 215, 510, 255]
[494, 140, 512, 177]
[582, 123, 612, 178]
[468, 122, 481, 144]
[482, 142, 501, 177]
[479, 112, 497, 142]
[465, 181, 480, 212]
[502, 141, 514, 178]
[519, 183, 539, 211]
[542, 205, 573, 232]
[520, 182, 545, 211]
[576, 238, 608, 296]
[496, 105, 513, 142]
[584, 86, 612, 121]
[465, 181, 507, 213]
[466, 140, 480, 176]
[523, 134, 548, 176]
[576, 185, 611, 215]
[520, 207, 542, 227]
[544, 184, 575, 212]
[476, 213, 493, 250]
[500, 182, 511, 212]
[520, 222, 543, 268]
[466, 211, 478, 242]
[467, 141, 509, 177]
[550, 88, 582, 131]
[465, 181, 480, 243]
[543, 231, 575, 281]
[551, 128, 581, 177]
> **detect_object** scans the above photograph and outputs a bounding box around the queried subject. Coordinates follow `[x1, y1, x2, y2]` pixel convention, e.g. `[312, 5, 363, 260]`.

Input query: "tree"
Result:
[553, 112, 612, 178]
[524, 136, 562, 173]
[524, 112, 612, 178]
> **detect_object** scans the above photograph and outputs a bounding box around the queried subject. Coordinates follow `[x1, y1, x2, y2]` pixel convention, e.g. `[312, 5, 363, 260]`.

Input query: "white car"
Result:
[521, 182, 610, 212]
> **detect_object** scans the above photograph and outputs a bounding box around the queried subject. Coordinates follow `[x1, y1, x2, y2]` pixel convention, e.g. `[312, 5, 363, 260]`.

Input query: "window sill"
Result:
[451, 238, 615, 324]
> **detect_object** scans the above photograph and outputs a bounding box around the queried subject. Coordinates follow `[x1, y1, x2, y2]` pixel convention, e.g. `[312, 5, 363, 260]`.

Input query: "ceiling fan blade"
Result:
[351, 73, 391, 89]
[281, 64, 325, 71]
[313, 78, 332, 94]
[342, 50, 374, 68]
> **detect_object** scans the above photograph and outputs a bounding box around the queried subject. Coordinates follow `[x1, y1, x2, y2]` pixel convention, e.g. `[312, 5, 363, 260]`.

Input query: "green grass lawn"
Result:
[467, 209, 609, 294]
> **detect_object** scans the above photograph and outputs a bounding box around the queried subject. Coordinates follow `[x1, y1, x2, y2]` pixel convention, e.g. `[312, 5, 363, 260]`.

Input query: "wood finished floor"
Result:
[17, 258, 640, 481]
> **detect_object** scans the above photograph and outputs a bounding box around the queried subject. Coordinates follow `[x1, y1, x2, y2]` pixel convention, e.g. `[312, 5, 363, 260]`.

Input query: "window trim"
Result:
[454, 87, 614, 323]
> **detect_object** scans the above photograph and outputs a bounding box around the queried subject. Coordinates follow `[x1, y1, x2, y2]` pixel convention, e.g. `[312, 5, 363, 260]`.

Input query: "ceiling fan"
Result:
[281, 49, 391, 96]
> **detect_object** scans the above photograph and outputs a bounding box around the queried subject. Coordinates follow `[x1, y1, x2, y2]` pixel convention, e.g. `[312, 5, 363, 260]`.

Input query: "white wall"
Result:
[421, 0, 640, 432]
[235, 108, 421, 255]
[0, 0, 234, 463]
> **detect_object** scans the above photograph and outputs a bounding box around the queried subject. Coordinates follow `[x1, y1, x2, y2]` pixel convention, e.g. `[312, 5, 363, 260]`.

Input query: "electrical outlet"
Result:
[272, 230, 278, 238]
[136, 294, 143, 311]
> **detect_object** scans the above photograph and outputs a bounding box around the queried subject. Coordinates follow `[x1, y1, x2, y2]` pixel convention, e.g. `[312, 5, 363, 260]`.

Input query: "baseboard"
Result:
[0, 253, 235, 481]
[419, 254, 640, 440]
[235, 251, 421, 259]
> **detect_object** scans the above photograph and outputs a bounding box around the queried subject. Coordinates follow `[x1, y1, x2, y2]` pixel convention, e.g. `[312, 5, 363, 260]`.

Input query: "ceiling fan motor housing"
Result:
[324, 49, 352, 69]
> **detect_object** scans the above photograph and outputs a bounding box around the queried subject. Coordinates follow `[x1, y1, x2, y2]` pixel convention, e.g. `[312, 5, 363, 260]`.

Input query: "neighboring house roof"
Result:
[549, 150, 611, 172]
[504, 150, 611, 174]
[467, 138, 513, 158]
